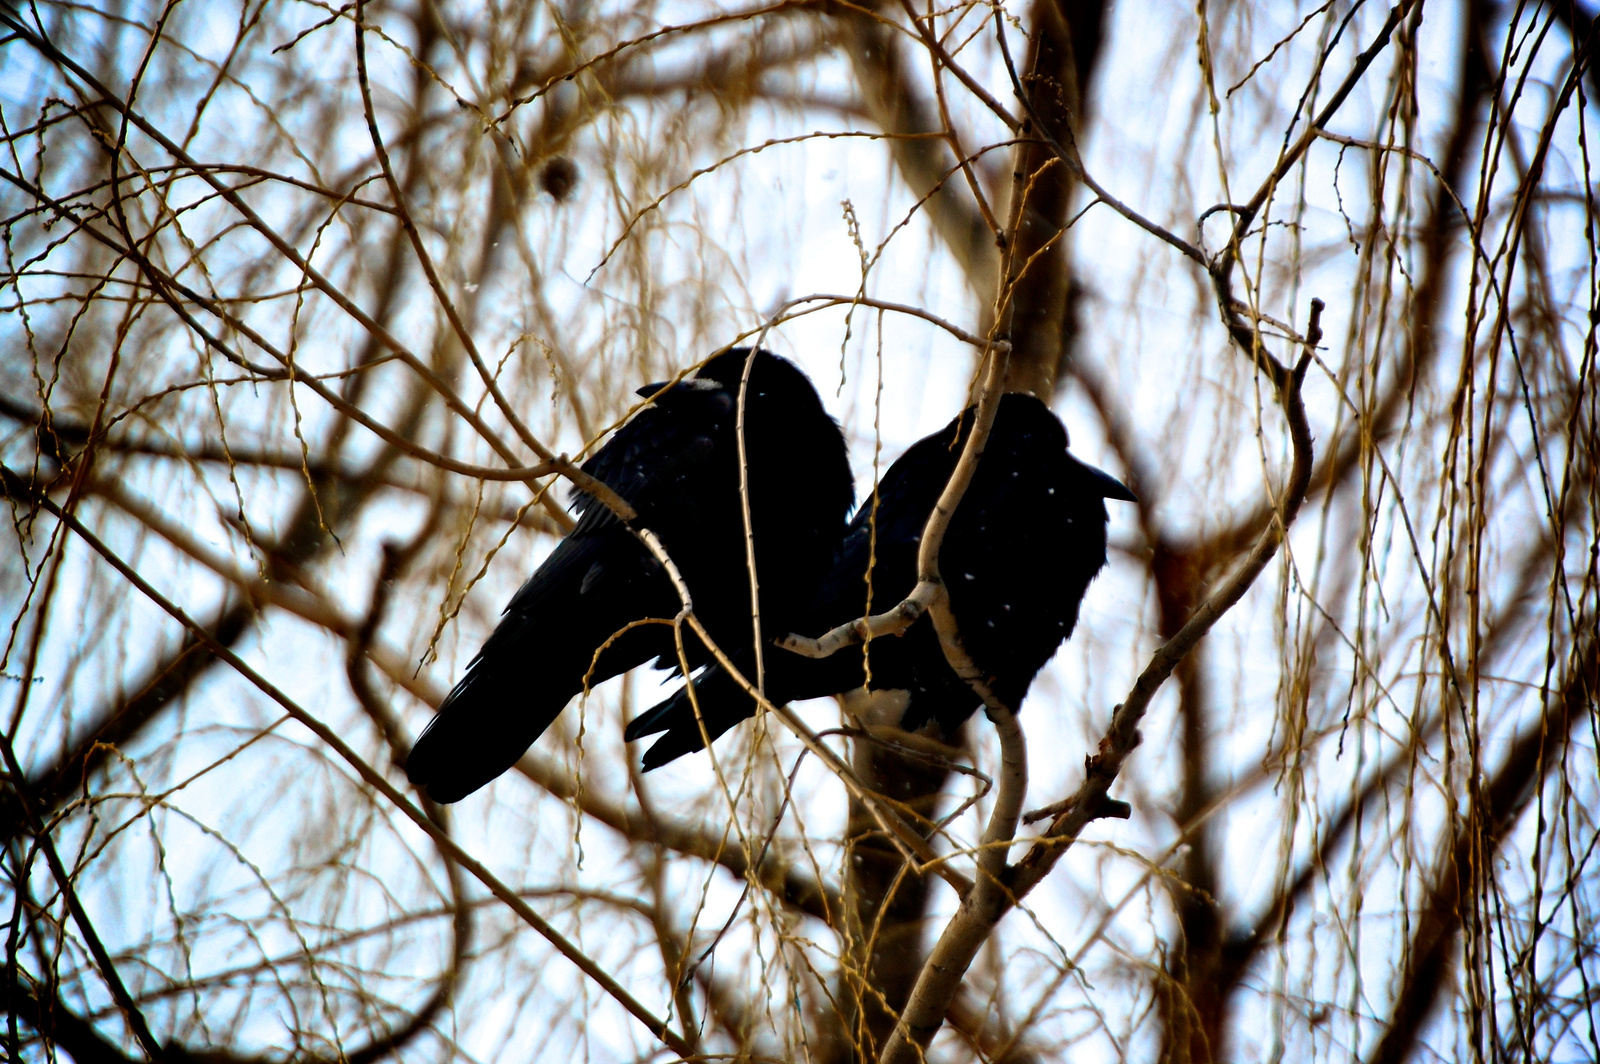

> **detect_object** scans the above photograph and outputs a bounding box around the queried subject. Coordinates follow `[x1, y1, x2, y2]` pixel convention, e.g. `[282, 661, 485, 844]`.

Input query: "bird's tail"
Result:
[625, 660, 765, 771]
[404, 658, 583, 803]
[626, 640, 863, 769]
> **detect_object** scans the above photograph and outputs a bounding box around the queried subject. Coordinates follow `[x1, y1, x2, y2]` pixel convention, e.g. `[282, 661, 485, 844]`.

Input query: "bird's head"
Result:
[634, 347, 818, 409]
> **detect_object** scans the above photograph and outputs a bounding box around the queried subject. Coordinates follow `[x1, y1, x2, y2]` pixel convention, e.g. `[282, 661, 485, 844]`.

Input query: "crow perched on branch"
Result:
[406, 348, 853, 803]
[626, 392, 1134, 770]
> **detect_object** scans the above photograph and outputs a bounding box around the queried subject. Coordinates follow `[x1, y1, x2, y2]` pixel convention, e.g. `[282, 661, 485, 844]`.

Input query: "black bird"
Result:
[625, 392, 1134, 770]
[406, 348, 854, 802]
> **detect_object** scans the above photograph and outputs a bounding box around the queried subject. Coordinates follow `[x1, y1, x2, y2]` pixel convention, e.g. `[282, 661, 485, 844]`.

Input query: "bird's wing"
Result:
[495, 398, 723, 619]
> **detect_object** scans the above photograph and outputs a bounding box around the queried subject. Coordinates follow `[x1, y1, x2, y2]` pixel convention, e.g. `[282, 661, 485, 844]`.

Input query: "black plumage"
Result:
[406, 348, 853, 803]
[626, 392, 1134, 770]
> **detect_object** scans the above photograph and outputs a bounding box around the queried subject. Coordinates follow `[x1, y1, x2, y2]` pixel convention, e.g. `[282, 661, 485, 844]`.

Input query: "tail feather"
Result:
[629, 645, 861, 770]
[407, 600, 657, 802]
[405, 665, 575, 803]
[630, 664, 759, 771]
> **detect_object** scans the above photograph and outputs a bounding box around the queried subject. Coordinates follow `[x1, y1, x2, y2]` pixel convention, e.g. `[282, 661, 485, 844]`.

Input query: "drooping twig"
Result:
[3, 485, 697, 1059]
[0, 167, 578, 495]
[0, 13, 609, 530]
[1367, 627, 1598, 1064]
[0, 731, 166, 1062]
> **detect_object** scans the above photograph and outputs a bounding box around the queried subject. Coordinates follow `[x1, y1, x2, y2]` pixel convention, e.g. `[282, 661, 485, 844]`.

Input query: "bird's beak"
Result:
[1083, 462, 1137, 502]
[636, 381, 672, 398]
